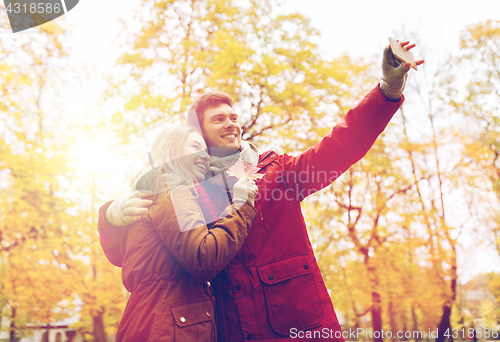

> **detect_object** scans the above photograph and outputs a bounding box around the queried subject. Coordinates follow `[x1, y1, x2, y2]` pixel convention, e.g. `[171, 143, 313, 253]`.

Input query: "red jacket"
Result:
[99, 85, 403, 341]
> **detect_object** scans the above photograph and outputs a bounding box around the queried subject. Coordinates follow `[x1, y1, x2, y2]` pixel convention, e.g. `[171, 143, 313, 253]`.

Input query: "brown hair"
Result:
[186, 90, 233, 132]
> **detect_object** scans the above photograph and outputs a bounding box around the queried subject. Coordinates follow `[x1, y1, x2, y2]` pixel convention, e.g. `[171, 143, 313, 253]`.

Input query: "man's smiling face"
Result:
[202, 104, 242, 155]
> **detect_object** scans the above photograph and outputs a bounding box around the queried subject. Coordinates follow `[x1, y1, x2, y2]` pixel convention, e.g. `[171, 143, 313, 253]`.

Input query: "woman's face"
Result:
[181, 132, 210, 182]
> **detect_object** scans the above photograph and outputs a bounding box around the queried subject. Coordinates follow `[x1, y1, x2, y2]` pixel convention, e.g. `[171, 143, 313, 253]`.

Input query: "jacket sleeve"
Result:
[149, 187, 256, 281]
[98, 201, 124, 267]
[282, 84, 403, 201]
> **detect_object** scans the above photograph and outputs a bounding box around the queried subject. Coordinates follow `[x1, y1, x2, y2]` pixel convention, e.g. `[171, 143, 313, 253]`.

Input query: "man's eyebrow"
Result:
[209, 113, 231, 120]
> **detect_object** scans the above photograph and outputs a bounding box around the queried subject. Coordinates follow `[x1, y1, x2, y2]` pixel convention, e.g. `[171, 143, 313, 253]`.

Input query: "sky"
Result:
[2, 0, 500, 279]
[62, 0, 500, 69]
[284, 0, 500, 58]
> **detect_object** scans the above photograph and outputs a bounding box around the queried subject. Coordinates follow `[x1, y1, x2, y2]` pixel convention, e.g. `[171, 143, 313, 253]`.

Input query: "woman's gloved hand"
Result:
[105, 189, 153, 226]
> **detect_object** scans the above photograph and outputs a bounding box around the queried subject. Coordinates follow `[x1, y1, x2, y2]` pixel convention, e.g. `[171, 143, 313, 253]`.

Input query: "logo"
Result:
[4, 0, 79, 33]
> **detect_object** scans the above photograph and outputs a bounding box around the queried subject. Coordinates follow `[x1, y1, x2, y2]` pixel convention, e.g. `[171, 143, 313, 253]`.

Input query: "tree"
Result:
[451, 20, 500, 255]
[396, 22, 500, 340]
[68, 169, 128, 342]
[398, 35, 489, 340]
[0, 14, 127, 342]
[110, 0, 369, 152]
[304, 132, 419, 342]
[0, 17, 81, 341]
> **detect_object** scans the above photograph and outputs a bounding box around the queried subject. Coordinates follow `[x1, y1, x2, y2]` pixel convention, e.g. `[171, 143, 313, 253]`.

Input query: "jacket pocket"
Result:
[171, 301, 214, 342]
[257, 254, 323, 335]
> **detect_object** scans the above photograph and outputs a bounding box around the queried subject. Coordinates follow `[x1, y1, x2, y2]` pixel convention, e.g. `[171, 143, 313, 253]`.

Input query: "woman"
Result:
[115, 126, 258, 342]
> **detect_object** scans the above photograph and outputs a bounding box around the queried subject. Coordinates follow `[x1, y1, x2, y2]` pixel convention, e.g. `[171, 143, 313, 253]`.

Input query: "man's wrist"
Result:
[379, 82, 403, 102]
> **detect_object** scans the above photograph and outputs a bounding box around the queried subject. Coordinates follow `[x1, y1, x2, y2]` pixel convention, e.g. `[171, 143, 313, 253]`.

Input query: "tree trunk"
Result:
[436, 305, 451, 342]
[344, 310, 350, 337]
[412, 305, 420, 342]
[402, 315, 408, 341]
[10, 307, 16, 342]
[436, 282, 456, 342]
[371, 291, 383, 342]
[388, 299, 397, 341]
[93, 313, 108, 342]
[437, 245, 458, 342]
[366, 255, 383, 342]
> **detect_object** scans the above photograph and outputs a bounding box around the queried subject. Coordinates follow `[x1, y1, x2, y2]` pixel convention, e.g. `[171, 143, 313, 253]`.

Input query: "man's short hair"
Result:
[186, 90, 233, 132]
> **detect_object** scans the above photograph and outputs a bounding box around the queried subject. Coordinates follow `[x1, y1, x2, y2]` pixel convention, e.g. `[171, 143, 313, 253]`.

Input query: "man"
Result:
[99, 41, 424, 341]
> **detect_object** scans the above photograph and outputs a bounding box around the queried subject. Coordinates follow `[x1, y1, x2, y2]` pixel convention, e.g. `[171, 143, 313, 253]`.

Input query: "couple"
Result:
[98, 41, 424, 341]
[107, 125, 259, 341]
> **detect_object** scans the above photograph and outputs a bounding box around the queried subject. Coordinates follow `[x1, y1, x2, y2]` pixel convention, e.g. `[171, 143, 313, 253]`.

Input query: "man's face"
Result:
[202, 104, 242, 153]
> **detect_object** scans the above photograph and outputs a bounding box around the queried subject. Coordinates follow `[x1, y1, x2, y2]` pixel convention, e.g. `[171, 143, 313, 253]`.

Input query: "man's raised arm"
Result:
[282, 40, 424, 201]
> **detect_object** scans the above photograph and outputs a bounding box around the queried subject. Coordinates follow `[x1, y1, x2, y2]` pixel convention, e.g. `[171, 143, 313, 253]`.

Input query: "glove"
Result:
[105, 189, 153, 226]
[232, 177, 258, 207]
[379, 44, 410, 100]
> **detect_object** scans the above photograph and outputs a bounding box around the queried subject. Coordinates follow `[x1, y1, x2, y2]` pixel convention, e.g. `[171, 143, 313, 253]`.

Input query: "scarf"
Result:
[194, 183, 219, 227]
[206, 140, 259, 181]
